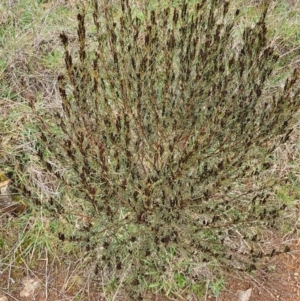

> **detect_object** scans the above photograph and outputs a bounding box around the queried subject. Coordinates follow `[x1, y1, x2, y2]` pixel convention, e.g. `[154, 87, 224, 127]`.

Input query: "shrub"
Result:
[26, 0, 299, 298]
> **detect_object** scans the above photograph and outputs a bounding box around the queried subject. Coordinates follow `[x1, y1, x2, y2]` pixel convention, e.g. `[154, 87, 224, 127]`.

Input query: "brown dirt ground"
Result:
[217, 242, 300, 301]
[1, 241, 300, 301]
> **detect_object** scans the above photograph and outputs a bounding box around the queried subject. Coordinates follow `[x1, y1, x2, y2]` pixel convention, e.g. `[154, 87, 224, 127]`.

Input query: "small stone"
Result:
[20, 277, 40, 298]
[294, 272, 298, 277]
[237, 288, 252, 301]
[0, 296, 8, 301]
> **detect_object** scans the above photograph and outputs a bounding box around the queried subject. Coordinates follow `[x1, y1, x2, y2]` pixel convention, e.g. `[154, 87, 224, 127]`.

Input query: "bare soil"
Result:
[1, 241, 300, 301]
[218, 242, 300, 301]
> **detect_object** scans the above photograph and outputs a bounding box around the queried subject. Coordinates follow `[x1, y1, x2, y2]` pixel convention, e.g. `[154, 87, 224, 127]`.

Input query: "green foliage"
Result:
[1, 83, 18, 101]
[41, 49, 62, 68]
[209, 278, 225, 297]
[25, 0, 300, 298]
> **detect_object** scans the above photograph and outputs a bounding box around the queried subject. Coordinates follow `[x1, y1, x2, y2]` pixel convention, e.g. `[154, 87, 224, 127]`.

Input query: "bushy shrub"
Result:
[27, 0, 299, 298]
